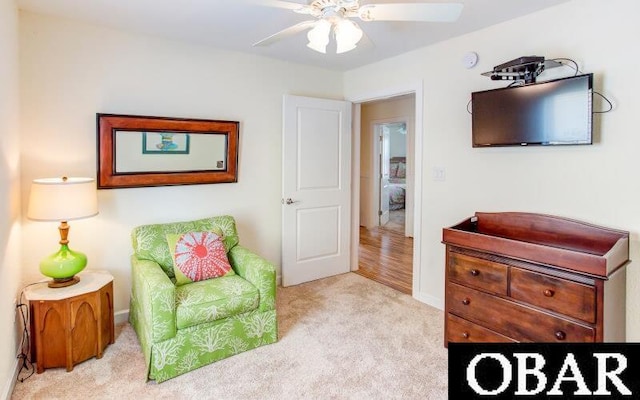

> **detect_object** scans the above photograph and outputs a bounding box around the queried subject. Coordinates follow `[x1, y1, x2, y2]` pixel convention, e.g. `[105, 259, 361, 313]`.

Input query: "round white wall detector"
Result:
[462, 52, 479, 69]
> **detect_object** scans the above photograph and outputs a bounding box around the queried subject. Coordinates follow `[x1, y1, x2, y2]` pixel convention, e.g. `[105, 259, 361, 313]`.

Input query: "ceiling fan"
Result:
[252, 0, 464, 54]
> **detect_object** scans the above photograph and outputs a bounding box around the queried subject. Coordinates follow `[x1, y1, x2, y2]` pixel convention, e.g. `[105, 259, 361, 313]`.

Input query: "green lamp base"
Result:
[40, 244, 87, 288]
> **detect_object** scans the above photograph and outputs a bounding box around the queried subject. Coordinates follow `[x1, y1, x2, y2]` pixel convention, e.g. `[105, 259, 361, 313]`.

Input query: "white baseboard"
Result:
[114, 309, 130, 325]
[413, 291, 444, 311]
[2, 358, 20, 400]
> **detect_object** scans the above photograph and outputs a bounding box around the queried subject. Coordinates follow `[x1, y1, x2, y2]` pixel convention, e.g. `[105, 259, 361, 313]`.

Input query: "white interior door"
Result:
[282, 95, 352, 286]
[379, 128, 391, 226]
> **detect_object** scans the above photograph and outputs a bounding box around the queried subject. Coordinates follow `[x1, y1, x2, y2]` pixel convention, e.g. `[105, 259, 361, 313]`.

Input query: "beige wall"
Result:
[0, 0, 21, 397]
[345, 0, 640, 339]
[19, 12, 344, 317]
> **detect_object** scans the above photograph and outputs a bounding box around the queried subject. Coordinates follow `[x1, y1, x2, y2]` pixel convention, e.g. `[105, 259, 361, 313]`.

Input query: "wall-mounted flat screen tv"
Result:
[471, 73, 593, 147]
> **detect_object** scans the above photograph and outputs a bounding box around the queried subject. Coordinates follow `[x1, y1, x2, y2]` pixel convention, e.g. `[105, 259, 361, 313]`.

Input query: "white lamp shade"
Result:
[307, 20, 331, 54]
[335, 19, 363, 54]
[27, 177, 99, 221]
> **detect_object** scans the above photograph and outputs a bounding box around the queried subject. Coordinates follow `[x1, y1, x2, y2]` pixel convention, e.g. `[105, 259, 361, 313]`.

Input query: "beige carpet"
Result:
[11, 273, 448, 399]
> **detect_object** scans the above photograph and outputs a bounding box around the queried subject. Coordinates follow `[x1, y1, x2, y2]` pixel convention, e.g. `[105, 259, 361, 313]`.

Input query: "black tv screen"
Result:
[472, 73, 593, 147]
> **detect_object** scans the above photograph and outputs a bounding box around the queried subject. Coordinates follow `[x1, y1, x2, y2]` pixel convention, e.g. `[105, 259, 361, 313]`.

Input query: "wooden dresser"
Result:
[442, 212, 629, 344]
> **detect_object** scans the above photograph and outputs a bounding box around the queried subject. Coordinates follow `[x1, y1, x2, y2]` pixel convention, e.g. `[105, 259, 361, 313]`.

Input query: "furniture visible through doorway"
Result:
[388, 156, 406, 211]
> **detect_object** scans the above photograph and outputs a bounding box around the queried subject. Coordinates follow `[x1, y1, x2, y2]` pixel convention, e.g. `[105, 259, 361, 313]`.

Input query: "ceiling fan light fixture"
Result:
[254, 1, 464, 56]
[307, 19, 331, 53]
[335, 19, 363, 54]
[307, 40, 328, 53]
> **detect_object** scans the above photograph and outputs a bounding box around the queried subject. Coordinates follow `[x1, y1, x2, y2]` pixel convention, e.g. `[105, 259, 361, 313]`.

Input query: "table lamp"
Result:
[27, 177, 98, 288]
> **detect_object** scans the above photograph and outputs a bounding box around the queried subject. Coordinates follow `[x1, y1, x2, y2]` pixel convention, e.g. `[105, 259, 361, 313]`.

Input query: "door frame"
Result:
[348, 81, 424, 299]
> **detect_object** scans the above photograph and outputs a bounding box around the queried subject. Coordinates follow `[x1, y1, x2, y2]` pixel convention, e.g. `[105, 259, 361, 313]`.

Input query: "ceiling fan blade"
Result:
[358, 3, 463, 22]
[243, 0, 309, 11]
[253, 20, 318, 47]
[243, 0, 319, 17]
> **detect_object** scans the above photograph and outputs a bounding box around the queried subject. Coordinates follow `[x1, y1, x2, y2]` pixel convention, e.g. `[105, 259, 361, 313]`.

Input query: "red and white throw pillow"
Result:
[166, 231, 234, 285]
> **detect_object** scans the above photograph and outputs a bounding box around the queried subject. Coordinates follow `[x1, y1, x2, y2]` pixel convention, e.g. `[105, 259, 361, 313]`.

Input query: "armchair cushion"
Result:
[175, 275, 259, 330]
[131, 216, 239, 279]
[167, 231, 234, 285]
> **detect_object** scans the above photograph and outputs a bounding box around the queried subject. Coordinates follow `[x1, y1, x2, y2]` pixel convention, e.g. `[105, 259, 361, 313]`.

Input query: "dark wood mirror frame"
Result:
[97, 114, 239, 189]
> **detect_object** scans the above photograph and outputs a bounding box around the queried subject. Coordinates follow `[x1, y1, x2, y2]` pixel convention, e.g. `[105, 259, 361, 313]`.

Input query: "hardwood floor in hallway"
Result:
[356, 212, 413, 295]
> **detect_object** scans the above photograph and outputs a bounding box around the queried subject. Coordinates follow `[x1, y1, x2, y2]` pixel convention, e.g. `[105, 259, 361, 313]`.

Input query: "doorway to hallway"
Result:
[355, 94, 415, 295]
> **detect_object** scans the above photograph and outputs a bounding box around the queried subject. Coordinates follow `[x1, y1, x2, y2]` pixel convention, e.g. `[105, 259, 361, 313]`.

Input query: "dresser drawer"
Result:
[510, 267, 596, 323]
[447, 314, 515, 343]
[447, 282, 595, 342]
[448, 252, 508, 295]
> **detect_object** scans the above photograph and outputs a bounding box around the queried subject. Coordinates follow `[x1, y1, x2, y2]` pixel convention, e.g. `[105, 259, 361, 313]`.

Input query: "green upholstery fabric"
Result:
[129, 216, 277, 382]
[175, 275, 259, 330]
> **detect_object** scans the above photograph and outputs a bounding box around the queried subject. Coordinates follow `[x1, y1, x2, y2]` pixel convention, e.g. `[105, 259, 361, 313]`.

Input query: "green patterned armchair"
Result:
[129, 216, 277, 382]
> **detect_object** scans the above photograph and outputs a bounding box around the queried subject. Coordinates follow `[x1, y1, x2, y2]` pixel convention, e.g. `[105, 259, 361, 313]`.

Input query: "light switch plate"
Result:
[432, 167, 446, 182]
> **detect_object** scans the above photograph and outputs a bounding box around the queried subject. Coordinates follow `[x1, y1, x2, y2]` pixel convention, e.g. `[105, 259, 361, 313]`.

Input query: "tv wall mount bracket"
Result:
[481, 56, 562, 84]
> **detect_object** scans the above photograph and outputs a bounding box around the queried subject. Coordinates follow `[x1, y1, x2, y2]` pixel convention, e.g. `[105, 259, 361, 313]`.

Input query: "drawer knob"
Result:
[462, 332, 470, 339]
[543, 289, 555, 297]
[462, 298, 471, 305]
[470, 269, 480, 276]
[555, 331, 567, 341]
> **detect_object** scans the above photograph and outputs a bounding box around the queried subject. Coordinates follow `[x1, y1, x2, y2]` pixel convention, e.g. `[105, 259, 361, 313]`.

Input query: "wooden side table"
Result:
[24, 270, 115, 373]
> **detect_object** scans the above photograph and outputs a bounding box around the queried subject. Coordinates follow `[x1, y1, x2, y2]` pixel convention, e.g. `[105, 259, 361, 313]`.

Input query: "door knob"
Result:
[283, 198, 298, 205]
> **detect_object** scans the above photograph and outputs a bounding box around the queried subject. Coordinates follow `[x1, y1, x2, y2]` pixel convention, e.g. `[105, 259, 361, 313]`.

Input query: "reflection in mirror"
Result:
[114, 131, 227, 173]
[97, 114, 239, 188]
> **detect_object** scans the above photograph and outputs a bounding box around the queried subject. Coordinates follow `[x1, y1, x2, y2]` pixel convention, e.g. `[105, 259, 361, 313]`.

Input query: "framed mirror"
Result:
[97, 114, 239, 188]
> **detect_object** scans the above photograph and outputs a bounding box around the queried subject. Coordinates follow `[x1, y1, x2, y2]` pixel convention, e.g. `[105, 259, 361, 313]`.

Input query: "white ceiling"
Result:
[16, 0, 571, 71]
